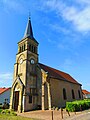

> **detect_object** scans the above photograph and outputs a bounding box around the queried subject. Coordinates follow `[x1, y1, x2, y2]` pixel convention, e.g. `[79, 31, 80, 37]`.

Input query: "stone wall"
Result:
[50, 78, 82, 108]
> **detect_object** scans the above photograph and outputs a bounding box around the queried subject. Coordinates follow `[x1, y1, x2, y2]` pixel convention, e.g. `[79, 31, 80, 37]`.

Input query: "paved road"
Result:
[65, 112, 90, 120]
[18, 110, 90, 120]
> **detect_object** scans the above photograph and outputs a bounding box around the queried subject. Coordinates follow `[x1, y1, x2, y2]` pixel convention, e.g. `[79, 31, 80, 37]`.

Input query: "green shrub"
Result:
[0, 109, 2, 113]
[0, 105, 3, 109]
[66, 102, 76, 112]
[52, 106, 55, 110]
[1, 109, 17, 116]
[66, 99, 90, 112]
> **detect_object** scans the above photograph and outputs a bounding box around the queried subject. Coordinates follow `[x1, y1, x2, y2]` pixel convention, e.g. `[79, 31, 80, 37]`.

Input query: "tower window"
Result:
[29, 44, 37, 54]
[63, 88, 67, 100]
[31, 46, 33, 52]
[72, 89, 75, 99]
[34, 47, 36, 53]
[29, 44, 31, 51]
[22, 46, 23, 52]
[24, 44, 26, 51]
[35, 47, 36, 53]
[19, 47, 21, 53]
[36, 47, 37, 53]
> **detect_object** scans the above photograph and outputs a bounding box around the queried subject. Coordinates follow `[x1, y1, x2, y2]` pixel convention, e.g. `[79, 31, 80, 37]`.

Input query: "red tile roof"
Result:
[82, 90, 90, 95]
[0, 88, 11, 95]
[39, 63, 81, 85]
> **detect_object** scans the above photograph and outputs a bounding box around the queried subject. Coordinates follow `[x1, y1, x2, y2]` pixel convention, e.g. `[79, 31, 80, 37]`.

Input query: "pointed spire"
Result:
[24, 16, 33, 39]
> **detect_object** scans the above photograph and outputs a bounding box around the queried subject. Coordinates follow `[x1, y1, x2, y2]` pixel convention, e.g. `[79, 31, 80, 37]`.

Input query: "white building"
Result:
[0, 87, 11, 105]
[82, 89, 90, 99]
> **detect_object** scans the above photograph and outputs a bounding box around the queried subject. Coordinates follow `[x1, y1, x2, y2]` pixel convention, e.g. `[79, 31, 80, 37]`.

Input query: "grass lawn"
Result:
[0, 114, 38, 120]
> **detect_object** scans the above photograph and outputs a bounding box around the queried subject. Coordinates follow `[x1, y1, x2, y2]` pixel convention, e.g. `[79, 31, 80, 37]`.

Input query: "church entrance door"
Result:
[14, 91, 19, 111]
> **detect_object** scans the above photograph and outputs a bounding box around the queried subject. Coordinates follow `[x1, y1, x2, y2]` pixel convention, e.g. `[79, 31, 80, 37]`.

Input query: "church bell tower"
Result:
[10, 17, 39, 112]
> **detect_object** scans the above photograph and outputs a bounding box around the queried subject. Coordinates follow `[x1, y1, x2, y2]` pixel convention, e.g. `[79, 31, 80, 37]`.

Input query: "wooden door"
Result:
[14, 91, 19, 111]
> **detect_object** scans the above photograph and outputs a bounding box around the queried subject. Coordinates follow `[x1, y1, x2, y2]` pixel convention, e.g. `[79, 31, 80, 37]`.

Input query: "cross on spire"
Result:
[29, 11, 31, 20]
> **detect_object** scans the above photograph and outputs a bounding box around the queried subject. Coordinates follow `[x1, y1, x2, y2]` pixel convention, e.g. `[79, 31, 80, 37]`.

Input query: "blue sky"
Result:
[0, 0, 90, 91]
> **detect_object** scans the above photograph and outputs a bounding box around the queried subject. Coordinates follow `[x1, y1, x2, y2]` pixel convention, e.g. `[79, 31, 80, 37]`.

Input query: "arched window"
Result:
[19, 47, 21, 53]
[72, 89, 75, 99]
[63, 88, 67, 100]
[36, 47, 37, 53]
[32, 46, 33, 52]
[35, 47, 37, 54]
[22, 46, 23, 52]
[78, 90, 81, 99]
[34, 47, 36, 53]
[29, 44, 31, 51]
[24, 44, 25, 51]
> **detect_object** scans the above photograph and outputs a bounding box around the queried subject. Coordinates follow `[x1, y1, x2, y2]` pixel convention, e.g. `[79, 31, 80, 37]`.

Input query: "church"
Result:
[10, 17, 83, 112]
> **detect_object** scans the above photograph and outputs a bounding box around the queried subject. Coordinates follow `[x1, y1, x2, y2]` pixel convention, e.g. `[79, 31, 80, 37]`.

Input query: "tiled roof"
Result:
[0, 87, 11, 95]
[82, 90, 90, 95]
[39, 63, 81, 85]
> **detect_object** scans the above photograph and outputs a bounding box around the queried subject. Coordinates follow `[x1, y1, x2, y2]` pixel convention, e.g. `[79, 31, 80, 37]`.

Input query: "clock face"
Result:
[20, 58, 23, 64]
[30, 59, 35, 64]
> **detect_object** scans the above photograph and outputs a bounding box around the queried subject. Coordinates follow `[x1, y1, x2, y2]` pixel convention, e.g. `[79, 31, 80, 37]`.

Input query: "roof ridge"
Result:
[0, 87, 11, 95]
[82, 89, 90, 94]
[39, 63, 81, 85]
[39, 62, 68, 75]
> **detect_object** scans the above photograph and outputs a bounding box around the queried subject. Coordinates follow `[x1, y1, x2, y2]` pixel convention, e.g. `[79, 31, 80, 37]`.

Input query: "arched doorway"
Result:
[10, 77, 24, 113]
[10, 77, 24, 112]
[14, 91, 19, 111]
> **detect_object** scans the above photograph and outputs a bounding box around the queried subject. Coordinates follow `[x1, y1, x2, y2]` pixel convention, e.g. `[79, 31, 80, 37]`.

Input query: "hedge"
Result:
[66, 99, 90, 112]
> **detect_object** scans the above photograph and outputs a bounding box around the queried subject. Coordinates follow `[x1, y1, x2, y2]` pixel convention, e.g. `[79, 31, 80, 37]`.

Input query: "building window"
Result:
[72, 89, 75, 99]
[78, 90, 81, 99]
[34, 47, 36, 53]
[63, 88, 67, 100]
[29, 44, 31, 51]
[35, 47, 37, 54]
[29, 95, 32, 103]
[32, 46, 33, 52]
[30, 88, 36, 95]
[24, 44, 25, 51]
[22, 46, 23, 52]
[34, 46, 37, 53]
[35, 47, 37, 53]
[19, 47, 21, 53]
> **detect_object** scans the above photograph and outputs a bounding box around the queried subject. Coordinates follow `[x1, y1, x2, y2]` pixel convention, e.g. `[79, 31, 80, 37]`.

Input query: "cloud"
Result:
[42, 0, 90, 33]
[0, 73, 13, 87]
[2, 0, 90, 33]
[0, 0, 43, 14]
[48, 38, 57, 45]
[1, 0, 90, 33]
[0, 73, 12, 80]
[84, 83, 90, 87]
[63, 7, 90, 32]
[60, 58, 73, 71]
[0, 0, 26, 13]
[58, 44, 69, 50]
[63, 59, 72, 67]
[76, 0, 90, 5]
[49, 23, 70, 35]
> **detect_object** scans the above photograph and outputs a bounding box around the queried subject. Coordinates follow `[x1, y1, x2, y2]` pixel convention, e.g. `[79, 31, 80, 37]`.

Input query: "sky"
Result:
[0, 0, 90, 91]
